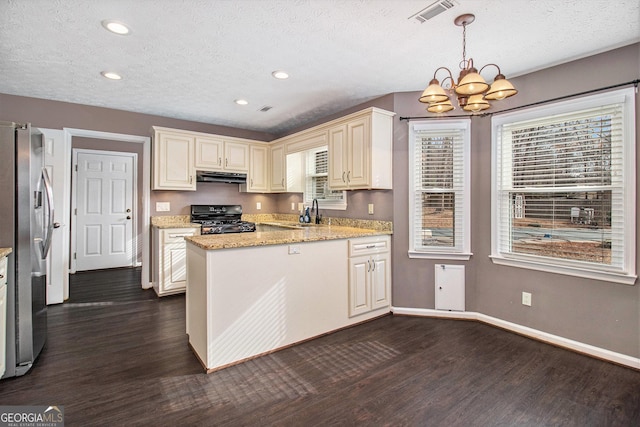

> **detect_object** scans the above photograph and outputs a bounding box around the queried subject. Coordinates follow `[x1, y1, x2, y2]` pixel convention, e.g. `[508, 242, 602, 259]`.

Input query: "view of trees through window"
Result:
[419, 135, 455, 247]
[506, 114, 615, 264]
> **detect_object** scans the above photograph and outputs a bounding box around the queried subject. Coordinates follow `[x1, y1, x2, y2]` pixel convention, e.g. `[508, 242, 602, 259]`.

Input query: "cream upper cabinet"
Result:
[328, 108, 394, 190]
[152, 128, 196, 191]
[270, 144, 286, 192]
[195, 137, 249, 173]
[194, 136, 224, 170]
[246, 144, 269, 192]
[224, 141, 250, 172]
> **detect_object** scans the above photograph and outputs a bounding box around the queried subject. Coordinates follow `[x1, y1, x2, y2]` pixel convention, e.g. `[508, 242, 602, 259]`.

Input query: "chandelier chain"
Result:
[461, 22, 467, 67]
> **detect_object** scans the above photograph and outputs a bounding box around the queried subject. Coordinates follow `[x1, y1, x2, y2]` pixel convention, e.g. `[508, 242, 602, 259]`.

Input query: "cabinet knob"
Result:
[126, 208, 131, 213]
[439, 286, 443, 290]
[126, 216, 132, 220]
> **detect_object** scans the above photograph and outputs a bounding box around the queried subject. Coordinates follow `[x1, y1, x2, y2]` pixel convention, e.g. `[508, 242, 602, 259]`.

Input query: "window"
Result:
[491, 88, 636, 284]
[409, 119, 471, 259]
[288, 146, 346, 210]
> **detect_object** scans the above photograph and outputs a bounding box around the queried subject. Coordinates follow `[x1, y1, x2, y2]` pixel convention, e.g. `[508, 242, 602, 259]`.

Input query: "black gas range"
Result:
[190, 205, 256, 234]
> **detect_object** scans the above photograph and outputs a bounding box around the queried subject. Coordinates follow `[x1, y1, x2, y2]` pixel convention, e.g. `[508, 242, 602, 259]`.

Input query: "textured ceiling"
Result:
[1, 0, 638, 136]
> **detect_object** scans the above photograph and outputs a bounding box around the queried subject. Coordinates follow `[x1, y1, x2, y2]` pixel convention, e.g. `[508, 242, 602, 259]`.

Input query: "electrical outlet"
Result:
[156, 202, 170, 212]
[256, 202, 261, 210]
[522, 292, 532, 306]
[368, 203, 374, 215]
[291, 202, 295, 210]
[288, 245, 301, 255]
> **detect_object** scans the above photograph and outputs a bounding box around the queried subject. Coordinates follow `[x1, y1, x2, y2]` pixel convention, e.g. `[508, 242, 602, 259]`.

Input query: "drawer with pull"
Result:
[162, 228, 199, 244]
[349, 236, 390, 257]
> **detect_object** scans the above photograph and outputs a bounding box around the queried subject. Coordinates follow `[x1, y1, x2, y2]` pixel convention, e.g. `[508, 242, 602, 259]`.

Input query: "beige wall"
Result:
[1, 43, 637, 359]
[391, 43, 640, 358]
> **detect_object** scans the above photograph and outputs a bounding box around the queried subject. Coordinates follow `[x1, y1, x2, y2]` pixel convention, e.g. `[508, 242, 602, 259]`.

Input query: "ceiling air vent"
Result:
[410, 0, 457, 23]
[259, 105, 273, 112]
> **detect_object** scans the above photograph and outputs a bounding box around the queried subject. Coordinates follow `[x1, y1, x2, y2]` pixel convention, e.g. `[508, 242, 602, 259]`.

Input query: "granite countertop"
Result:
[186, 224, 391, 250]
[0, 247, 12, 258]
[151, 215, 200, 229]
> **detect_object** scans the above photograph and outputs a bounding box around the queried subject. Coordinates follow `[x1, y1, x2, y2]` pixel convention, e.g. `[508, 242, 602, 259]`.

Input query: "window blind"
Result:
[496, 103, 625, 269]
[412, 127, 465, 250]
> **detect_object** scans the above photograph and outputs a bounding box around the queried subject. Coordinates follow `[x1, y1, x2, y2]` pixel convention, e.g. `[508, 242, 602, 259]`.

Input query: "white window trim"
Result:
[490, 88, 637, 285]
[408, 119, 472, 260]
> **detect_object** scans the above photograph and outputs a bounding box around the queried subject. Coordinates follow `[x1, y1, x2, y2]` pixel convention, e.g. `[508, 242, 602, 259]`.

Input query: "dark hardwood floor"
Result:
[1, 268, 639, 426]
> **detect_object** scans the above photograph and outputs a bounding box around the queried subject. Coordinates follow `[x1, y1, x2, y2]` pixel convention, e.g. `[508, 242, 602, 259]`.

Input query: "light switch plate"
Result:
[156, 202, 170, 212]
[256, 202, 261, 210]
[522, 292, 532, 306]
[368, 203, 374, 215]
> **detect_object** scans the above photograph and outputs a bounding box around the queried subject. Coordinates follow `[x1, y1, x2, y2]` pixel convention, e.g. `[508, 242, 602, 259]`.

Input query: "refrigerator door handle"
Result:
[40, 167, 55, 259]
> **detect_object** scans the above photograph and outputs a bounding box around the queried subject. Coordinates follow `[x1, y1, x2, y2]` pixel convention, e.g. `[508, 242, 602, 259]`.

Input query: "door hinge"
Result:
[73, 253, 76, 260]
[74, 208, 77, 215]
[75, 164, 78, 172]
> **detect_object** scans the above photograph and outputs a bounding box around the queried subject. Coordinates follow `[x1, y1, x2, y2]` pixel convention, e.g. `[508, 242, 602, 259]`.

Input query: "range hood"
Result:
[196, 170, 247, 184]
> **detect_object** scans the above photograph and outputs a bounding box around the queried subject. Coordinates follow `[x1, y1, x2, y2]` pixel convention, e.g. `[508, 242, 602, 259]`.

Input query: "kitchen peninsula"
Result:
[185, 221, 392, 372]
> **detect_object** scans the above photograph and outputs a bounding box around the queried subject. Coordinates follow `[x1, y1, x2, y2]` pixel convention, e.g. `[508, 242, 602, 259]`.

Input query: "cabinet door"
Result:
[163, 244, 187, 292]
[328, 124, 348, 189]
[194, 136, 224, 171]
[0, 282, 6, 378]
[153, 132, 195, 190]
[346, 116, 371, 188]
[270, 144, 286, 192]
[224, 141, 249, 172]
[371, 254, 390, 310]
[348, 256, 371, 317]
[248, 145, 269, 192]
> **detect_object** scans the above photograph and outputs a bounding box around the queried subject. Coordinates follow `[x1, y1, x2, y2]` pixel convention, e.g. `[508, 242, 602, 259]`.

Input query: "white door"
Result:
[73, 150, 136, 271]
[39, 128, 69, 304]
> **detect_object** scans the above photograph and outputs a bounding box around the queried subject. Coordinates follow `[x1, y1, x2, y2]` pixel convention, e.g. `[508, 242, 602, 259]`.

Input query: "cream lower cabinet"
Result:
[348, 236, 391, 317]
[153, 227, 199, 296]
[0, 255, 8, 378]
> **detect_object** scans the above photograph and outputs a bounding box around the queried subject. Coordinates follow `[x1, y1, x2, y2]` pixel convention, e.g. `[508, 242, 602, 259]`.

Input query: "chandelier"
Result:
[419, 13, 517, 113]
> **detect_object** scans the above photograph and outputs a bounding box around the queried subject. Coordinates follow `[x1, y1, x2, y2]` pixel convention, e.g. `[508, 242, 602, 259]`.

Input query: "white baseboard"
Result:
[391, 307, 640, 370]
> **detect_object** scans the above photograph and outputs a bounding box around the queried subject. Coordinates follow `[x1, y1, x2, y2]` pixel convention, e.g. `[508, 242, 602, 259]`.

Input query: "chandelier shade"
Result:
[419, 78, 450, 103]
[463, 94, 490, 112]
[419, 13, 517, 113]
[484, 74, 518, 100]
[455, 68, 489, 96]
[427, 99, 455, 113]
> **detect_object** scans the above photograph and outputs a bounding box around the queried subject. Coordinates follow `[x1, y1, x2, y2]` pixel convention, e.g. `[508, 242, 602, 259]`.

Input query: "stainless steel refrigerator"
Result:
[0, 121, 54, 379]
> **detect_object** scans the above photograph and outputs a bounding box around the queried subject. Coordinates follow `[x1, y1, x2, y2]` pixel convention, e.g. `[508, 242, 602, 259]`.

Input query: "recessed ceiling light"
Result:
[235, 99, 249, 105]
[101, 19, 131, 35]
[272, 70, 289, 79]
[101, 71, 122, 80]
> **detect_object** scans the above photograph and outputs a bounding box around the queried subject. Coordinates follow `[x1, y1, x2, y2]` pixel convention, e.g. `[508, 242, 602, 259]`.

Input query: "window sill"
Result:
[489, 255, 637, 285]
[409, 250, 472, 261]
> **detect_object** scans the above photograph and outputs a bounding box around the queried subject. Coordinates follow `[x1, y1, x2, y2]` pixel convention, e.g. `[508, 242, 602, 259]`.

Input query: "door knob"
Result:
[53, 222, 61, 228]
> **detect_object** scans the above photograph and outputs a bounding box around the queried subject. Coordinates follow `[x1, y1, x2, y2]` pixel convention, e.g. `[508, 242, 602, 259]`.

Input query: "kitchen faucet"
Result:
[311, 199, 322, 224]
